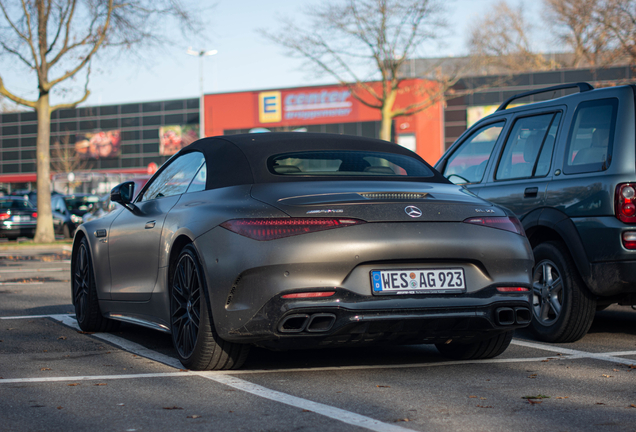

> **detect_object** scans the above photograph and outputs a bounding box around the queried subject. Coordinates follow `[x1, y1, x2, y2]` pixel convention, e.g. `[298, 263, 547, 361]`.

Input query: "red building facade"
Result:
[204, 79, 445, 164]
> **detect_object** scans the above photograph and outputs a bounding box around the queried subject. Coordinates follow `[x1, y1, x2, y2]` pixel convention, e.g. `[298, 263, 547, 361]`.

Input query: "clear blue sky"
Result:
[2, 0, 543, 108]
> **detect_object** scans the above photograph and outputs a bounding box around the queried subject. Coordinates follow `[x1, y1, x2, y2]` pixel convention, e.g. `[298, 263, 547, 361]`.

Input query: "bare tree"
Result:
[0, 95, 18, 113]
[544, 0, 614, 67]
[599, 0, 636, 63]
[263, 0, 456, 142]
[51, 133, 87, 177]
[0, 0, 201, 242]
[468, 1, 555, 72]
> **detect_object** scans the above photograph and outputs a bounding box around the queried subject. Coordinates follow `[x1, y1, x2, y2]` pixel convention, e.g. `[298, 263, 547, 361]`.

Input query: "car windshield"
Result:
[0, 199, 34, 209]
[64, 196, 100, 215]
[268, 151, 434, 177]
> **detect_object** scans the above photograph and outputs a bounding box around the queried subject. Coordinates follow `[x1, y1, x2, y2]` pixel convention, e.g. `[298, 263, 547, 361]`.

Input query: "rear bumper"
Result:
[222, 288, 532, 348]
[573, 217, 636, 296]
[588, 260, 636, 297]
[195, 221, 534, 343]
[0, 225, 36, 238]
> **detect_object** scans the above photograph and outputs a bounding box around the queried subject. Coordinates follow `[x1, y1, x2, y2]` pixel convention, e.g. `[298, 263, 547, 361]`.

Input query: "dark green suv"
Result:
[435, 82, 636, 343]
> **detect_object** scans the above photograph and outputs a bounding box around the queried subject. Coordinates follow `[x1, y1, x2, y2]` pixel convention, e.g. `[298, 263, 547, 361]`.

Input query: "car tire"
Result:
[170, 245, 250, 370]
[63, 224, 71, 239]
[73, 237, 120, 332]
[435, 330, 514, 360]
[530, 241, 596, 343]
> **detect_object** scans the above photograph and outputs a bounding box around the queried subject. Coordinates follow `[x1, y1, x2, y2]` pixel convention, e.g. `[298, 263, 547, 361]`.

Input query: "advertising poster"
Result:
[159, 125, 199, 156]
[75, 130, 121, 159]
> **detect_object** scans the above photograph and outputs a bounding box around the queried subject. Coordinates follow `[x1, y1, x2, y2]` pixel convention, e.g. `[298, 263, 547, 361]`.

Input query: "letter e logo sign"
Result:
[258, 91, 282, 123]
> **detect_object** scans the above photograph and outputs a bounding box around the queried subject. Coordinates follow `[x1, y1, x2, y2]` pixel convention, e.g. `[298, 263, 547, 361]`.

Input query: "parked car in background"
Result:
[64, 194, 100, 220]
[0, 197, 38, 240]
[81, 194, 120, 223]
[72, 133, 534, 370]
[51, 194, 80, 238]
[435, 82, 636, 343]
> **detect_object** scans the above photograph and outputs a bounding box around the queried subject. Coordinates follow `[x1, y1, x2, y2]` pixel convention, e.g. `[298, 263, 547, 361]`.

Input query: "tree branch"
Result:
[0, 75, 36, 108]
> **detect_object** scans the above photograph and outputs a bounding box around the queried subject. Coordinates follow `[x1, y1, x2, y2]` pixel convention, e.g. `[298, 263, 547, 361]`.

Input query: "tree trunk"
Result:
[34, 93, 55, 243]
[379, 110, 393, 142]
[379, 88, 398, 142]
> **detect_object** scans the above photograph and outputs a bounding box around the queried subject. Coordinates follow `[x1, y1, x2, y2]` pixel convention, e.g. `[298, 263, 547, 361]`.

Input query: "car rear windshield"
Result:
[0, 199, 34, 209]
[64, 196, 100, 215]
[268, 151, 434, 177]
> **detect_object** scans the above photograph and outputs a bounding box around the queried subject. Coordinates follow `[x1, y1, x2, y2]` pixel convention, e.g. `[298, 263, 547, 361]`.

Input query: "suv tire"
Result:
[531, 241, 596, 342]
[435, 330, 514, 360]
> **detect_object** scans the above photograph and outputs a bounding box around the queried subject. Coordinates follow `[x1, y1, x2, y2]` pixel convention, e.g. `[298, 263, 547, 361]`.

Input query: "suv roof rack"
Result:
[496, 82, 594, 112]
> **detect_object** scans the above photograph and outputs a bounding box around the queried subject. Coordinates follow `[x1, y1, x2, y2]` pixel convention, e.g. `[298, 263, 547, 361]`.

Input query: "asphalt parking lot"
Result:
[1, 244, 635, 432]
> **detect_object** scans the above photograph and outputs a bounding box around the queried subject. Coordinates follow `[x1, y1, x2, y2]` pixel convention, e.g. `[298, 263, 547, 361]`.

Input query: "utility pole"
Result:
[187, 47, 218, 139]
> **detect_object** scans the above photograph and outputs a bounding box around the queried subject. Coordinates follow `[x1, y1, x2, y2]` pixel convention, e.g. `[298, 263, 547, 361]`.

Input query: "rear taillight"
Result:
[615, 183, 636, 223]
[281, 291, 336, 299]
[0, 213, 10, 221]
[622, 232, 636, 249]
[463, 216, 525, 236]
[32, 212, 37, 218]
[497, 287, 530, 293]
[220, 218, 365, 241]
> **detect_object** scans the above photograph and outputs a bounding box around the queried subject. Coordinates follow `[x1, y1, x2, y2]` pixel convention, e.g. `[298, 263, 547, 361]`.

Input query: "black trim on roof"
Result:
[178, 132, 449, 188]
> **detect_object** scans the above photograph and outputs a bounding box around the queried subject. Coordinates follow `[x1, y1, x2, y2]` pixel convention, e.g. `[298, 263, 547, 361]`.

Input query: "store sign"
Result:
[258, 88, 355, 124]
[283, 89, 352, 121]
[258, 91, 282, 123]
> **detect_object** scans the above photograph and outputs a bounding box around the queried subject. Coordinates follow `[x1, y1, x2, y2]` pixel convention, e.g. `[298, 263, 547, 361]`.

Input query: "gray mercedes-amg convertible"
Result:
[72, 133, 533, 370]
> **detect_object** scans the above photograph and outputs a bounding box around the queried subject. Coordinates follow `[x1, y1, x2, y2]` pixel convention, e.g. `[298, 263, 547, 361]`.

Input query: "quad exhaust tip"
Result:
[278, 313, 336, 334]
[495, 307, 531, 326]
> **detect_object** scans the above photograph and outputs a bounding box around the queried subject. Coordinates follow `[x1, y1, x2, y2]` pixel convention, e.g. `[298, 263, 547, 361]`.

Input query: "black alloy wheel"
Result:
[532, 258, 563, 326]
[74, 240, 90, 324]
[530, 241, 595, 343]
[171, 250, 202, 360]
[73, 237, 119, 332]
[170, 245, 250, 370]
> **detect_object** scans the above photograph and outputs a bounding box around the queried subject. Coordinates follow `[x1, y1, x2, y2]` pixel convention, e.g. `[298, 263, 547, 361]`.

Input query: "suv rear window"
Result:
[268, 151, 434, 177]
[564, 98, 618, 174]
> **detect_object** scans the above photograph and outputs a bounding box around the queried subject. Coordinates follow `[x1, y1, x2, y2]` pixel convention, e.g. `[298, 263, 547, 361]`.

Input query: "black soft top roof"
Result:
[178, 132, 448, 189]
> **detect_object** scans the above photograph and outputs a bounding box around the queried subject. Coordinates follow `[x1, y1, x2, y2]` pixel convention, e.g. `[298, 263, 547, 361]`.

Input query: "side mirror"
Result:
[111, 181, 135, 205]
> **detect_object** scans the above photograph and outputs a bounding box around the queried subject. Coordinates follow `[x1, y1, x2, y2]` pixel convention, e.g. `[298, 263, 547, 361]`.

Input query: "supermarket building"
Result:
[0, 65, 634, 192]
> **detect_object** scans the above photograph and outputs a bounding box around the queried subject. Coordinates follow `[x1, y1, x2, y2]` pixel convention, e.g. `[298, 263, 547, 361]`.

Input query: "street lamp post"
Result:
[186, 47, 218, 139]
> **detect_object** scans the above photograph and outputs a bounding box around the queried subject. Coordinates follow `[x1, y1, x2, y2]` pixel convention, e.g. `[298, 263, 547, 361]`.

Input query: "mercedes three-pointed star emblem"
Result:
[404, 205, 422, 218]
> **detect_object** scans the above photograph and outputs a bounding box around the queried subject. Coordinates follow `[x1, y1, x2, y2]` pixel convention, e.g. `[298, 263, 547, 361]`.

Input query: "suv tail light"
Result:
[220, 218, 365, 241]
[463, 216, 525, 236]
[622, 232, 636, 249]
[0, 213, 10, 221]
[615, 183, 636, 223]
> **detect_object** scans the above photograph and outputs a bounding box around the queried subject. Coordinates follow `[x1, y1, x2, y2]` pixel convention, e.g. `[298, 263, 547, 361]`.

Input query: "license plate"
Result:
[12, 216, 25, 222]
[371, 268, 466, 295]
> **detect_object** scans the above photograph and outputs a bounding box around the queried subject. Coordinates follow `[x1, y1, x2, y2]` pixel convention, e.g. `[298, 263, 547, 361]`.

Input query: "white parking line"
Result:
[3, 313, 635, 432]
[199, 373, 416, 432]
[0, 372, 196, 384]
[49, 314, 418, 432]
[0, 282, 44, 285]
[511, 339, 636, 364]
[0, 268, 66, 273]
[1, 314, 73, 320]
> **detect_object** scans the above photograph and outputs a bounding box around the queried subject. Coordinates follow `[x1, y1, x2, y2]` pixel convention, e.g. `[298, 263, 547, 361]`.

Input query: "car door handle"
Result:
[145, 220, 156, 229]
[524, 187, 539, 198]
